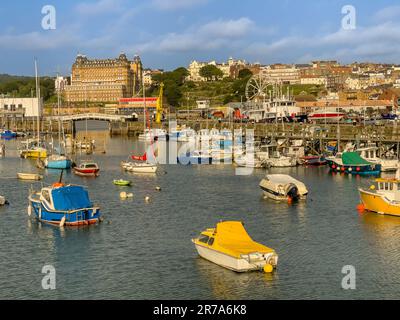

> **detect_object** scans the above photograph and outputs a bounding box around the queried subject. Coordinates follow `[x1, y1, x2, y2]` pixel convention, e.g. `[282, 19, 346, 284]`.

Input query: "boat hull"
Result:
[359, 188, 400, 216]
[20, 149, 47, 159]
[194, 243, 274, 272]
[326, 159, 381, 175]
[29, 199, 101, 226]
[45, 159, 72, 169]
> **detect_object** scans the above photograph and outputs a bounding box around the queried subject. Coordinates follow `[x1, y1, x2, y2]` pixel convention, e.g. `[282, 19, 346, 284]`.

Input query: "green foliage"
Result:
[199, 65, 223, 81]
[0, 75, 56, 102]
[150, 67, 189, 107]
[238, 68, 253, 79]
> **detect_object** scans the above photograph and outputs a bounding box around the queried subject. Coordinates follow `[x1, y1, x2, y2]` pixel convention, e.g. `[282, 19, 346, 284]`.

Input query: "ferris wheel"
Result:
[245, 75, 276, 102]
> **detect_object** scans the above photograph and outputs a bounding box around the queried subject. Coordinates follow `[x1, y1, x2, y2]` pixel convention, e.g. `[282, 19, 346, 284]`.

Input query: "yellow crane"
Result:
[156, 82, 164, 123]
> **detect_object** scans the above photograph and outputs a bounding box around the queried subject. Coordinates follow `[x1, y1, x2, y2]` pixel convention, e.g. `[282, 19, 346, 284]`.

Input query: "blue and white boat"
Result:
[45, 154, 72, 169]
[28, 183, 101, 226]
[0, 130, 17, 139]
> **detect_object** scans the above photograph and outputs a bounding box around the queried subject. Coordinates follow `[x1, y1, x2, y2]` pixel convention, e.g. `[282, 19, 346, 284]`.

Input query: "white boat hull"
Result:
[194, 243, 276, 272]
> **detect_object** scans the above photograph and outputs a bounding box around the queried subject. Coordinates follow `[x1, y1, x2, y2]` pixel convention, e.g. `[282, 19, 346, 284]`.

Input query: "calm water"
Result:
[1, 128, 400, 299]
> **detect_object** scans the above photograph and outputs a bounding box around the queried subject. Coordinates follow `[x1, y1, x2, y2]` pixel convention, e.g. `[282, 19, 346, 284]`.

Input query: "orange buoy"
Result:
[357, 203, 365, 213]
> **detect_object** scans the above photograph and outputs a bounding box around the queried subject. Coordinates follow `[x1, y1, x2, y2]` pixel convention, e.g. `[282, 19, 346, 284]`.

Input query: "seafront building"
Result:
[0, 97, 42, 118]
[64, 53, 143, 103]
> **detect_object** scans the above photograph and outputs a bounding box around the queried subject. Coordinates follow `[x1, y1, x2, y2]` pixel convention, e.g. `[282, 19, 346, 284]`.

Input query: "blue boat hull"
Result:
[30, 200, 101, 226]
[326, 159, 381, 175]
[46, 159, 72, 169]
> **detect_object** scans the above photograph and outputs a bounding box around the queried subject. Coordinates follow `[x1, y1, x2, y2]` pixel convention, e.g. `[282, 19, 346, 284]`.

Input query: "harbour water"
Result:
[1, 124, 400, 299]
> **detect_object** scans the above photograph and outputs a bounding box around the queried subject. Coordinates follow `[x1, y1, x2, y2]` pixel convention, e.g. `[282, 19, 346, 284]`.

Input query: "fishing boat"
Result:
[113, 179, 132, 186]
[300, 155, 327, 166]
[256, 144, 297, 167]
[259, 174, 308, 201]
[28, 182, 101, 226]
[326, 152, 381, 175]
[0, 130, 17, 139]
[178, 150, 212, 165]
[308, 109, 345, 123]
[45, 154, 72, 169]
[192, 221, 278, 273]
[356, 146, 399, 172]
[359, 170, 400, 216]
[17, 173, 43, 181]
[73, 161, 100, 177]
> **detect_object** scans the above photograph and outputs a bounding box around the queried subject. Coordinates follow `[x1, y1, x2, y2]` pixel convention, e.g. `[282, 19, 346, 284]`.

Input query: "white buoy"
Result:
[156, 186, 161, 191]
[127, 193, 134, 198]
[120, 191, 127, 199]
[145, 196, 150, 202]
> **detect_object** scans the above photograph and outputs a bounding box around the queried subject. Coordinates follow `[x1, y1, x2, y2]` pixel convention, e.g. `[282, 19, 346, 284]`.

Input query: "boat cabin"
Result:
[375, 178, 400, 201]
[39, 185, 92, 211]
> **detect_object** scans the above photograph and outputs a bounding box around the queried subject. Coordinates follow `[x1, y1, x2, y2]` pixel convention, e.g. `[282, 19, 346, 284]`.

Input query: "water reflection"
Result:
[195, 257, 278, 300]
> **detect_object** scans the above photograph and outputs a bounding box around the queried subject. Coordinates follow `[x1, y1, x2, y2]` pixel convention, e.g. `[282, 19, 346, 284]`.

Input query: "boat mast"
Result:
[57, 72, 61, 153]
[34, 59, 40, 146]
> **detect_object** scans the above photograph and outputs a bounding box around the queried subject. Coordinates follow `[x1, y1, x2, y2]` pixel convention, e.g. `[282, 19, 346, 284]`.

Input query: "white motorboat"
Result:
[122, 161, 158, 173]
[259, 174, 308, 201]
[192, 221, 278, 273]
[356, 146, 399, 172]
[138, 129, 167, 142]
[234, 154, 265, 168]
[308, 109, 345, 123]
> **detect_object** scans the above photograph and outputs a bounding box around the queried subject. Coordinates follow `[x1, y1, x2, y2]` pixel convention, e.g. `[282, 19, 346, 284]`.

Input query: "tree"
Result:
[199, 65, 223, 81]
[238, 68, 253, 79]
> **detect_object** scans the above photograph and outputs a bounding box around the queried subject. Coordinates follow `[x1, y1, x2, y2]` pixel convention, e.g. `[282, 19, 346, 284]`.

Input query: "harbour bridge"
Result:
[46, 113, 138, 122]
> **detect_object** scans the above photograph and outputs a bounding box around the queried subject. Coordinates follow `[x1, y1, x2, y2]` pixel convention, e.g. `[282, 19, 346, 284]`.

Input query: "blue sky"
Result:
[1, 0, 400, 75]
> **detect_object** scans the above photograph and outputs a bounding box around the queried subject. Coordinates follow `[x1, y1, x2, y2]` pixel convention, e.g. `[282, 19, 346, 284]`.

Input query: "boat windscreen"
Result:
[51, 186, 92, 210]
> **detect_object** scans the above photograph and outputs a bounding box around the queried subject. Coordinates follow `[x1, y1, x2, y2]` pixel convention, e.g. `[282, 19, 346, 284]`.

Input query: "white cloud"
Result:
[374, 5, 400, 22]
[76, 0, 125, 16]
[243, 21, 400, 64]
[151, 0, 209, 11]
[132, 17, 254, 53]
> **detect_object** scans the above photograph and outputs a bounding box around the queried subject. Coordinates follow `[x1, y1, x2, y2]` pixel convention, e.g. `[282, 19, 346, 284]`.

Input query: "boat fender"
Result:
[38, 207, 42, 220]
[60, 216, 66, 227]
[370, 185, 376, 190]
[27, 204, 32, 216]
[263, 264, 273, 273]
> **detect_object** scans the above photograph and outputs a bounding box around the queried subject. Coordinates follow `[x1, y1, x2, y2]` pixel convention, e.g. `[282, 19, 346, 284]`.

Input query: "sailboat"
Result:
[45, 79, 72, 169]
[19, 59, 47, 159]
[122, 72, 158, 174]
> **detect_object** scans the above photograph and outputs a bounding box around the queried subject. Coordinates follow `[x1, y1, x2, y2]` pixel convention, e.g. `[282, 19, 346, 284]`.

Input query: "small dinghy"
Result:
[259, 174, 308, 202]
[73, 161, 99, 177]
[17, 173, 43, 181]
[113, 179, 132, 186]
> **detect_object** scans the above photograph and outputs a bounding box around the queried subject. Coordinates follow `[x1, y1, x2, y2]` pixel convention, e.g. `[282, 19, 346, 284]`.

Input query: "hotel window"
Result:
[18, 104, 23, 109]
[4, 105, 8, 110]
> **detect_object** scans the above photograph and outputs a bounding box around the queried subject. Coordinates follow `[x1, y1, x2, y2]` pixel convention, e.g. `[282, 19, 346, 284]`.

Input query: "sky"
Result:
[1, 0, 400, 75]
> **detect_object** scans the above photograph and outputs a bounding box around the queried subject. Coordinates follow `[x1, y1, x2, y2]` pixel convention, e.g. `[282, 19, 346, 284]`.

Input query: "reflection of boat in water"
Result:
[192, 221, 278, 273]
[259, 174, 308, 202]
[359, 171, 400, 216]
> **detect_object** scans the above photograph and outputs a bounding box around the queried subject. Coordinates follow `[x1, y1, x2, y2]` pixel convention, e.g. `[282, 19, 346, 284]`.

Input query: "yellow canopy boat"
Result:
[192, 221, 278, 273]
[359, 176, 400, 216]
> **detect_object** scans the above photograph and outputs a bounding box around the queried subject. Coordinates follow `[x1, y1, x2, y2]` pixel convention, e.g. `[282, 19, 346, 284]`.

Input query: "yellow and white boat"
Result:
[20, 147, 47, 159]
[192, 221, 278, 273]
[359, 175, 400, 216]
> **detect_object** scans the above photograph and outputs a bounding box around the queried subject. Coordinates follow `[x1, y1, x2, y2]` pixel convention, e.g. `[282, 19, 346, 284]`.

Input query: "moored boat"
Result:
[359, 174, 400, 216]
[0, 130, 17, 139]
[45, 154, 72, 169]
[300, 155, 327, 166]
[326, 152, 381, 175]
[73, 161, 99, 177]
[259, 174, 308, 201]
[28, 182, 101, 226]
[121, 161, 158, 173]
[17, 173, 43, 181]
[113, 179, 132, 186]
[192, 221, 278, 273]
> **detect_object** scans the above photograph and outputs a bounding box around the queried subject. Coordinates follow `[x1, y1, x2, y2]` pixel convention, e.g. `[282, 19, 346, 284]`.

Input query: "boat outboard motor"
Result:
[286, 184, 300, 201]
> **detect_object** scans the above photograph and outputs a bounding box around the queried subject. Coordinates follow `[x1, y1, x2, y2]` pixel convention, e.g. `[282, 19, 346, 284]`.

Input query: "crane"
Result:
[156, 82, 164, 124]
